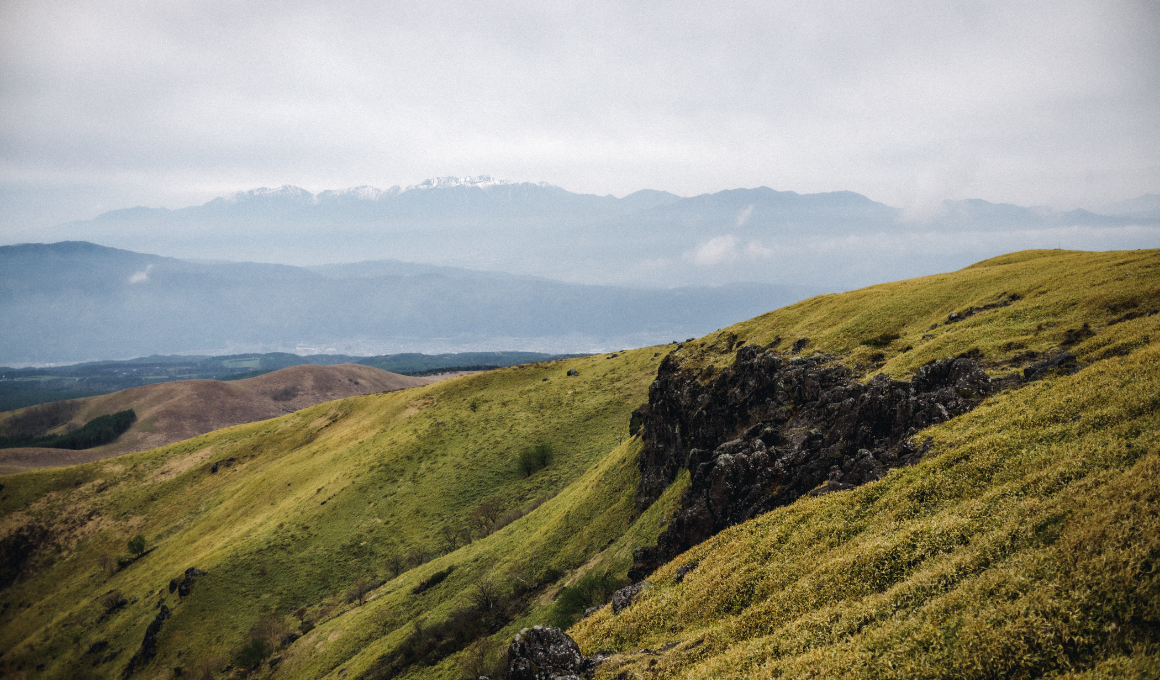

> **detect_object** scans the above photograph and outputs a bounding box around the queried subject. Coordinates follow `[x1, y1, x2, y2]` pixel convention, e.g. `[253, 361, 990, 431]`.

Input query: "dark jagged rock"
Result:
[674, 561, 698, 583]
[1024, 352, 1082, 381]
[171, 567, 203, 599]
[122, 604, 169, 677]
[567, 368, 579, 376]
[630, 347, 995, 580]
[610, 580, 650, 614]
[944, 292, 1022, 325]
[508, 626, 597, 680]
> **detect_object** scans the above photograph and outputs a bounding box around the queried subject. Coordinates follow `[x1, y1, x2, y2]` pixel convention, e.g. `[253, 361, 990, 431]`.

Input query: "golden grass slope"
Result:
[0, 364, 440, 473]
[570, 249, 1160, 678]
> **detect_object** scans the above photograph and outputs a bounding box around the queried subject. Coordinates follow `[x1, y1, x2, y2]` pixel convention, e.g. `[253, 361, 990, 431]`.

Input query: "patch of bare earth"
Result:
[0, 364, 452, 473]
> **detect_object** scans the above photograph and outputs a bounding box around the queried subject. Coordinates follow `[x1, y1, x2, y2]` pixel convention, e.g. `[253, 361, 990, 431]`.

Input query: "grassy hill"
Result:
[1, 248, 1158, 679]
[0, 364, 438, 474]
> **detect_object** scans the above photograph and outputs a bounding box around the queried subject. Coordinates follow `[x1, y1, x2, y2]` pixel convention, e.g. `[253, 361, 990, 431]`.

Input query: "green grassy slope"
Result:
[0, 349, 684, 679]
[1, 248, 1158, 680]
[571, 249, 1160, 678]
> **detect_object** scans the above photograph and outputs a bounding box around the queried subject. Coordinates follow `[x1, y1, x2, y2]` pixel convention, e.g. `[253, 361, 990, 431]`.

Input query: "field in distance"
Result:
[0, 364, 445, 474]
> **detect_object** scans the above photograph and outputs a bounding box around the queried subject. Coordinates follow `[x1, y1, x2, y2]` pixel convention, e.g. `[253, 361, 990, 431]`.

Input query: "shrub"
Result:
[234, 637, 271, 669]
[348, 577, 371, 605]
[860, 332, 901, 348]
[468, 497, 506, 538]
[517, 443, 554, 477]
[412, 566, 455, 595]
[386, 550, 406, 578]
[550, 571, 627, 628]
[100, 589, 127, 614]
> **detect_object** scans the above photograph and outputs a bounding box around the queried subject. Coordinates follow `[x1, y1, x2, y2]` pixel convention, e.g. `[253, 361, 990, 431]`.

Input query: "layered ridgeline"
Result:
[0, 249, 1158, 679]
[0, 241, 817, 365]
[29, 178, 1160, 290]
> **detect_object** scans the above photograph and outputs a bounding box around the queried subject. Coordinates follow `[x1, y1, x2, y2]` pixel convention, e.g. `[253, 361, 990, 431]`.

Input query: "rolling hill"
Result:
[0, 248, 1157, 679]
[0, 364, 439, 474]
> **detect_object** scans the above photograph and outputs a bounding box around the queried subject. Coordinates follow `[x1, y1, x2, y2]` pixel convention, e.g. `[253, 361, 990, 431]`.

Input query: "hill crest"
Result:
[0, 364, 439, 473]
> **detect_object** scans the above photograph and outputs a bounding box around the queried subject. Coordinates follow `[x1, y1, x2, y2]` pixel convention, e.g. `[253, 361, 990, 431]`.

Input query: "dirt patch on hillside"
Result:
[0, 365, 453, 473]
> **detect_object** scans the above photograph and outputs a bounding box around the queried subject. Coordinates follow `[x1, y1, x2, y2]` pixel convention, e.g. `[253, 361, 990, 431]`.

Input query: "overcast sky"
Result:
[2, 0, 1158, 233]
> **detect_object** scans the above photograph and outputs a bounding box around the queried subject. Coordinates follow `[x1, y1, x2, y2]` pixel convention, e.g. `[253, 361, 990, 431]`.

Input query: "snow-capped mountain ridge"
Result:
[210, 176, 547, 206]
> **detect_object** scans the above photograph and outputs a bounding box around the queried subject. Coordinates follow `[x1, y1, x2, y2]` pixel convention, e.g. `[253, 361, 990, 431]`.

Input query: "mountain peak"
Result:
[217, 185, 318, 206]
[402, 175, 519, 192]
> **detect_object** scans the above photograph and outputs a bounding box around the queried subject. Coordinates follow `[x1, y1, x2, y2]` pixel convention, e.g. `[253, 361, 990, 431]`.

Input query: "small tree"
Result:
[127, 535, 147, 556]
[352, 577, 371, 606]
[386, 550, 406, 578]
[459, 637, 500, 680]
[439, 521, 462, 554]
[468, 497, 505, 538]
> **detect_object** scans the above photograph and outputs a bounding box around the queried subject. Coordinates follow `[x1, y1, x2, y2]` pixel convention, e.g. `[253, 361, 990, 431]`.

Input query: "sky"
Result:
[2, 0, 1159, 234]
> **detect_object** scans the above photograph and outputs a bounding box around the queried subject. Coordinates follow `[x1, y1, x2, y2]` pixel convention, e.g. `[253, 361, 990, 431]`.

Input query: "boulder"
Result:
[567, 368, 579, 377]
[508, 626, 594, 680]
[674, 561, 699, 583]
[610, 580, 650, 614]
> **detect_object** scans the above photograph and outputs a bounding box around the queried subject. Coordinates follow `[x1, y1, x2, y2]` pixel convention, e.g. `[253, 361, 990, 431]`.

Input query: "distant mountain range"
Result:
[28, 177, 1160, 289]
[0, 241, 820, 365]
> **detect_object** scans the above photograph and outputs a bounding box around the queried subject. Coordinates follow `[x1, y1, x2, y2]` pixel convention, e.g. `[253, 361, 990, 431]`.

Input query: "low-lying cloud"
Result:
[128, 263, 153, 283]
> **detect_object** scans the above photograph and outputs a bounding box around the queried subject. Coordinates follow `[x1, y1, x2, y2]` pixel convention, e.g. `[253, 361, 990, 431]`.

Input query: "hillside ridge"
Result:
[0, 248, 1157, 680]
[0, 364, 439, 473]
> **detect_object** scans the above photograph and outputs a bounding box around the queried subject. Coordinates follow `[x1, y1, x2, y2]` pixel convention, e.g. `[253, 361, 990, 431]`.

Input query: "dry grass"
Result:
[0, 364, 438, 471]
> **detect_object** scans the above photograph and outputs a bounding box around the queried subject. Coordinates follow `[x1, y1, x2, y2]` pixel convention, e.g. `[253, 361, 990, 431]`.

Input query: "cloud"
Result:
[1, 0, 1157, 237]
[128, 264, 153, 283]
[736, 204, 755, 227]
[686, 235, 776, 266]
[688, 236, 740, 266]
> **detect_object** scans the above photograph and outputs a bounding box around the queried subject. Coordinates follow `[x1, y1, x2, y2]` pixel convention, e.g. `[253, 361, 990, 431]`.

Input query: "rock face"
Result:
[610, 581, 650, 614]
[630, 346, 995, 579]
[508, 626, 596, 680]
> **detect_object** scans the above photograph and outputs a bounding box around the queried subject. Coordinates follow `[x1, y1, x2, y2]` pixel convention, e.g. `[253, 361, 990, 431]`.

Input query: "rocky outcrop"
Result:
[122, 604, 169, 677]
[168, 567, 204, 599]
[630, 346, 997, 580]
[508, 626, 600, 680]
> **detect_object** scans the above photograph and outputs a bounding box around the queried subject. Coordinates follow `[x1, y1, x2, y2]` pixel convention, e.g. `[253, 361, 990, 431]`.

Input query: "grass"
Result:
[568, 250, 1160, 678]
[0, 348, 672, 678]
[0, 248, 1158, 679]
